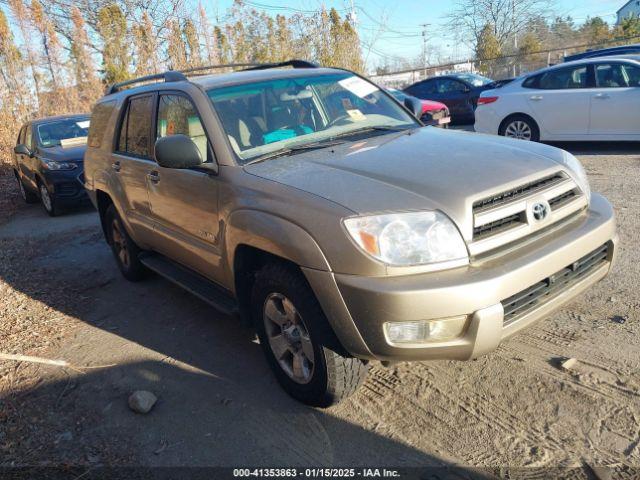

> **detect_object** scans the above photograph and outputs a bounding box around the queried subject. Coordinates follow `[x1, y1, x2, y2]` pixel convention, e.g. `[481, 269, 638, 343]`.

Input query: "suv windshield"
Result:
[207, 72, 417, 163]
[37, 118, 90, 148]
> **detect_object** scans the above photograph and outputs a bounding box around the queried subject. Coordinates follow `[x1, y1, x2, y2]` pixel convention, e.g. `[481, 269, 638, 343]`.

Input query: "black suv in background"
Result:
[13, 114, 90, 216]
[403, 73, 496, 124]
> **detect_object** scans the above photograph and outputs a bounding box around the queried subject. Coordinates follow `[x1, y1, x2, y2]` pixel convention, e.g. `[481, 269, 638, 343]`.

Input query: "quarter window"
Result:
[25, 125, 33, 149]
[88, 101, 116, 148]
[117, 95, 153, 158]
[157, 94, 209, 162]
[537, 66, 588, 90]
[17, 126, 26, 145]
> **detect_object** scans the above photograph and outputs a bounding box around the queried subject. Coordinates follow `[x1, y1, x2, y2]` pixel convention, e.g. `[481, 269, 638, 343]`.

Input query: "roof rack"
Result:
[106, 71, 187, 95]
[105, 59, 320, 95]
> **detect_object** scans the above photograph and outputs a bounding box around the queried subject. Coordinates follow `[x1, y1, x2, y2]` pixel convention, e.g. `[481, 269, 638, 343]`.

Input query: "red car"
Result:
[387, 88, 451, 127]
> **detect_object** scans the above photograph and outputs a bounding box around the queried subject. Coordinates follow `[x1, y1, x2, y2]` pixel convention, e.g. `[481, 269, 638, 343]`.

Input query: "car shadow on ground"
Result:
[0, 204, 494, 477]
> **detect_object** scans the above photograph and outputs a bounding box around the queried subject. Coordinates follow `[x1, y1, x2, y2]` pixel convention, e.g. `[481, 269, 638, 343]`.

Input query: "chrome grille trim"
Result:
[469, 171, 588, 256]
[473, 173, 565, 212]
[502, 243, 610, 326]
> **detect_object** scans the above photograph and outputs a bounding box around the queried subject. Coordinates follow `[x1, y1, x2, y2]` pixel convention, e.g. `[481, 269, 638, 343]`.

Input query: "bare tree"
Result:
[447, 0, 551, 53]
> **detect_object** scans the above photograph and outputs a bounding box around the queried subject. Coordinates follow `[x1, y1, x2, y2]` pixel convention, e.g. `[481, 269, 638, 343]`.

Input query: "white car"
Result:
[474, 56, 640, 141]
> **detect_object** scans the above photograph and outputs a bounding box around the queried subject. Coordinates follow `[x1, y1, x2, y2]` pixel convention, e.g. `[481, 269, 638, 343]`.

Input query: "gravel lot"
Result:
[0, 140, 639, 476]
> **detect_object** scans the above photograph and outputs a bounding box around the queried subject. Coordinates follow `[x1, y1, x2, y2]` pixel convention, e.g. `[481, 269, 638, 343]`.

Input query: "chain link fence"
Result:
[370, 37, 640, 89]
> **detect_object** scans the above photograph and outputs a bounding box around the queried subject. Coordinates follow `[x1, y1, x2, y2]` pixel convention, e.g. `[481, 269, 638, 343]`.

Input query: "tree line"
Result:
[0, 0, 364, 163]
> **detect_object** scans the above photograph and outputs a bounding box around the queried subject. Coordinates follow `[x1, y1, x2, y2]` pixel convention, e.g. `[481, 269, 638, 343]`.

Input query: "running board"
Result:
[139, 252, 238, 316]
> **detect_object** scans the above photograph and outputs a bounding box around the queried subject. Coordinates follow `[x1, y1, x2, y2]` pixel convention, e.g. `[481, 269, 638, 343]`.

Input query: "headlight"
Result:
[560, 151, 590, 201]
[44, 161, 77, 171]
[343, 211, 468, 267]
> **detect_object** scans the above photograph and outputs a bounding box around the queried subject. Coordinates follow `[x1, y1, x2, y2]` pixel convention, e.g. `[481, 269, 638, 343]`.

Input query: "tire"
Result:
[499, 114, 540, 142]
[104, 204, 147, 281]
[15, 172, 38, 204]
[251, 262, 368, 407]
[38, 180, 59, 216]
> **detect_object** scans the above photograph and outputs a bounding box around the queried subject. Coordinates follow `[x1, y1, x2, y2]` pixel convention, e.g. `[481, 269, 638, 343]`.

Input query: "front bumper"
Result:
[44, 169, 88, 205]
[305, 193, 616, 361]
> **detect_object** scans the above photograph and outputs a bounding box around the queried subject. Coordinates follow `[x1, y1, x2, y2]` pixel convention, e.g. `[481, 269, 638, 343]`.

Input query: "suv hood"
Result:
[244, 128, 570, 241]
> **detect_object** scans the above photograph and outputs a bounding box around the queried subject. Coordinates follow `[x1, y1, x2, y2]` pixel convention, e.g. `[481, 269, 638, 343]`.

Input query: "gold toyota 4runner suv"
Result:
[84, 61, 617, 407]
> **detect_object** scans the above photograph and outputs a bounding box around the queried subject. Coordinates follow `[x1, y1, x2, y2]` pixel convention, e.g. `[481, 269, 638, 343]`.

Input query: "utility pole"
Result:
[347, 0, 358, 27]
[420, 23, 430, 77]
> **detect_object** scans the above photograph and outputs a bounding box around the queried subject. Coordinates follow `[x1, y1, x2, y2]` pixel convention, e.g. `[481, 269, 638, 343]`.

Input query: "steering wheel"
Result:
[326, 114, 353, 128]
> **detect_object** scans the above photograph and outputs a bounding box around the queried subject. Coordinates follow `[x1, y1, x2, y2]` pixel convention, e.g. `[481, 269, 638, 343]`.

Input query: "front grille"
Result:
[469, 171, 587, 256]
[473, 173, 565, 212]
[549, 188, 578, 209]
[502, 243, 610, 326]
[473, 212, 524, 239]
[56, 182, 80, 196]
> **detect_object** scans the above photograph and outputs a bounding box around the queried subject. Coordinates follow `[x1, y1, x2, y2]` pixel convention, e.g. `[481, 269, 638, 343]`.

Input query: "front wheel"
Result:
[252, 263, 368, 407]
[38, 182, 59, 216]
[500, 115, 540, 142]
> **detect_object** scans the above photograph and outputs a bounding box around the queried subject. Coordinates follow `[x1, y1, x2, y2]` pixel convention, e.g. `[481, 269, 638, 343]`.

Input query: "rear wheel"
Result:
[500, 115, 540, 142]
[105, 204, 147, 281]
[252, 263, 368, 407]
[15, 172, 38, 204]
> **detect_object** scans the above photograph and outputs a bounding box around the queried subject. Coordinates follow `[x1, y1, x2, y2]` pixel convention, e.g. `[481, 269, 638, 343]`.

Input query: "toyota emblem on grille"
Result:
[532, 202, 549, 221]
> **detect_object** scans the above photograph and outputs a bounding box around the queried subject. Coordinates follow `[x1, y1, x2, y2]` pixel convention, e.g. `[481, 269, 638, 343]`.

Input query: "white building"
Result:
[617, 0, 640, 24]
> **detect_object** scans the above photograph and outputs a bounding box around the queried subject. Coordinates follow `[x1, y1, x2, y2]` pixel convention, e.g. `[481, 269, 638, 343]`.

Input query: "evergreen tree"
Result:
[132, 12, 160, 76]
[96, 4, 130, 84]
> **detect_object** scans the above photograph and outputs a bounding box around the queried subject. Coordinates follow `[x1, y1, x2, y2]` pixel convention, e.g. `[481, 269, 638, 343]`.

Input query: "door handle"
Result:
[111, 161, 121, 172]
[529, 95, 543, 101]
[594, 93, 610, 99]
[147, 171, 160, 183]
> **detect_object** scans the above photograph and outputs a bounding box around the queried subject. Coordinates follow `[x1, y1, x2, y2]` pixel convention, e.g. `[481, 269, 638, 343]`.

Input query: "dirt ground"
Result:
[0, 142, 639, 476]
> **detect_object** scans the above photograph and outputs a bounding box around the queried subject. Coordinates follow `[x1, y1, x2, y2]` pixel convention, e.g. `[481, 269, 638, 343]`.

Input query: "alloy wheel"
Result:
[111, 219, 130, 268]
[39, 184, 52, 212]
[263, 293, 315, 384]
[504, 120, 532, 140]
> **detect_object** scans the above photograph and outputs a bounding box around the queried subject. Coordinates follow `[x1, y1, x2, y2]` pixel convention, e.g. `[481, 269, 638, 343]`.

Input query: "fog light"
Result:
[384, 316, 468, 344]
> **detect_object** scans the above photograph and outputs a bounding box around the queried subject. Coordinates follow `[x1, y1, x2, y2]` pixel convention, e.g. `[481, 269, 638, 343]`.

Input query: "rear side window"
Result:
[157, 94, 209, 162]
[537, 66, 588, 90]
[407, 80, 436, 96]
[88, 101, 116, 148]
[116, 95, 154, 158]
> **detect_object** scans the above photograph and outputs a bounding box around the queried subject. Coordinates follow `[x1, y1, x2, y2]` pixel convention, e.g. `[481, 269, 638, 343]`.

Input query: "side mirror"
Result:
[403, 97, 423, 119]
[462, 86, 471, 93]
[14, 144, 32, 156]
[154, 134, 203, 169]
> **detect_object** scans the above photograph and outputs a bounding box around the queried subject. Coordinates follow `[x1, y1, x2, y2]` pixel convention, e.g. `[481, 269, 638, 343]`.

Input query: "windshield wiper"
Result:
[244, 139, 346, 166]
[332, 125, 414, 139]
